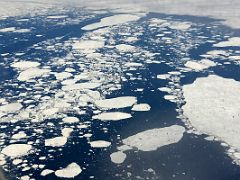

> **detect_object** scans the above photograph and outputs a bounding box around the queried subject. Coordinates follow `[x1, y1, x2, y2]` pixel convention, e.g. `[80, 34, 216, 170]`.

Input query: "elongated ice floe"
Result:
[82, 14, 141, 31]
[182, 75, 240, 151]
[89, 140, 111, 148]
[213, 37, 240, 47]
[55, 163, 82, 178]
[17, 68, 50, 81]
[121, 125, 185, 151]
[1, 144, 32, 158]
[95, 96, 137, 109]
[92, 112, 132, 121]
[11, 61, 40, 70]
[116, 44, 136, 52]
[72, 40, 105, 53]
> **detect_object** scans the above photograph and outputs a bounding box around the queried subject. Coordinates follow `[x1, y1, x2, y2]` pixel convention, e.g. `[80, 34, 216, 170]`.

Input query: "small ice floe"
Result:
[45, 136, 67, 147]
[157, 74, 170, 80]
[1, 144, 32, 158]
[55, 163, 82, 178]
[115, 44, 136, 52]
[131, 103, 151, 111]
[11, 131, 27, 140]
[213, 37, 240, 47]
[89, 140, 111, 148]
[61, 128, 73, 138]
[17, 68, 50, 81]
[110, 151, 127, 164]
[92, 112, 132, 121]
[81, 14, 141, 31]
[94, 96, 137, 109]
[120, 125, 185, 151]
[62, 117, 79, 124]
[184, 59, 216, 71]
[11, 61, 40, 70]
[54, 72, 73, 80]
[41, 169, 54, 176]
[125, 62, 143, 67]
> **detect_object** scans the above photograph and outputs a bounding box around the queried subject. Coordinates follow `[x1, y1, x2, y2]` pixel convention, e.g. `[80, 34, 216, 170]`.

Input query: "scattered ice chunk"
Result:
[0, 27, 16, 32]
[125, 62, 143, 67]
[82, 14, 141, 30]
[95, 96, 137, 109]
[89, 140, 111, 148]
[131, 103, 151, 111]
[122, 125, 185, 151]
[72, 40, 104, 54]
[55, 163, 82, 178]
[62, 82, 101, 91]
[92, 112, 132, 121]
[1, 144, 32, 158]
[110, 151, 127, 164]
[168, 22, 191, 30]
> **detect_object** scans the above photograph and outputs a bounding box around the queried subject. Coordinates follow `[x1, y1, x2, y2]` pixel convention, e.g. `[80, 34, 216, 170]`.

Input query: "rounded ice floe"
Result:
[182, 75, 240, 153]
[17, 68, 50, 81]
[0, 102, 22, 113]
[89, 140, 111, 148]
[92, 112, 132, 121]
[1, 144, 32, 158]
[110, 151, 127, 164]
[62, 117, 79, 123]
[122, 125, 185, 151]
[55, 162, 82, 178]
[11, 61, 40, 70]
[131, 103, 151, 111]
[45, 136, 67, 147]
[94, 96, 137, 109]
[116, 44, 136, 52]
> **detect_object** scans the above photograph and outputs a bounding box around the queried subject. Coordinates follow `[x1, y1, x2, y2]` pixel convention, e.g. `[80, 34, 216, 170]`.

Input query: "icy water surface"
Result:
[0, 8, 240, 180]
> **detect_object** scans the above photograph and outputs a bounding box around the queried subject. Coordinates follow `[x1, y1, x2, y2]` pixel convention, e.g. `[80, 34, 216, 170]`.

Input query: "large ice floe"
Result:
[182, 75, 240, 161]
[82, 14, 141, 30]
